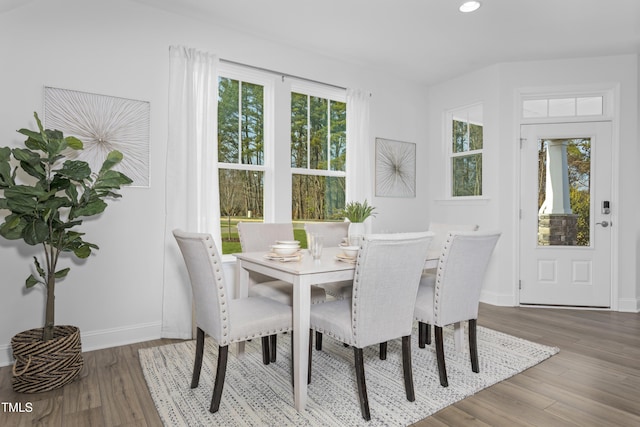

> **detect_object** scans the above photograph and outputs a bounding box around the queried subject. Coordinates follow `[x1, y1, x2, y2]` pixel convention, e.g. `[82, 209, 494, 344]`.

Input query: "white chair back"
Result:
[304, 222, 349, 247]
[237, 222, 294, 252]
[173, 230, 230, 345]
[427, 222, 479, 259]
[351, 232, 433, 348]
[433, 231, 501, 326]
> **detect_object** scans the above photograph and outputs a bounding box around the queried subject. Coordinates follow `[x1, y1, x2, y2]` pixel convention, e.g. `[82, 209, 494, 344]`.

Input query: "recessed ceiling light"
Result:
[459, 1, 481, 13]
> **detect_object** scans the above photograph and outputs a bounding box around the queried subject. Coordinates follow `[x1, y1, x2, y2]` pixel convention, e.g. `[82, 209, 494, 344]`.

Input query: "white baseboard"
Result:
[0, 321, 162, 367]
[480, 289, 517, 306]
[617, 297, 640, 312]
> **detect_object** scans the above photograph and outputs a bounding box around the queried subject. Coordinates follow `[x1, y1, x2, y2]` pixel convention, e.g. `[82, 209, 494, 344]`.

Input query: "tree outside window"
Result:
[449, 104, 483, 197]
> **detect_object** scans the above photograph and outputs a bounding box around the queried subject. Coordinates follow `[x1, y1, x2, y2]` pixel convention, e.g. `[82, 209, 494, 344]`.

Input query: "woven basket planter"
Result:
[11, 325, 83, 393]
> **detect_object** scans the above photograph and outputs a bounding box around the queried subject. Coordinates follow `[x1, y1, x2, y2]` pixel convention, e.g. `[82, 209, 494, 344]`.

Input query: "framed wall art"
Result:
[375, 138, 416, 198]
[44, 86, 150, 187]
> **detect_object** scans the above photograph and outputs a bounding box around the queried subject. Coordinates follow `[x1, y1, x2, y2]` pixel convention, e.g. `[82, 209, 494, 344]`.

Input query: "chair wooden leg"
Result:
[402, 335, 415, 401]
[354, 347, 371, 421]
[434, 326, 448, 387]
[191, 327, 205, 388]
[315, 331, 323, 350]
[418, 322, 426, 348]
[469, 319, 479, 373]
[209, 345, 229, 413]
[379, 341, 387, 360]
[270, 334, 277, 363]
[426, 323, 431, 345]
[261, 336, 271, 365]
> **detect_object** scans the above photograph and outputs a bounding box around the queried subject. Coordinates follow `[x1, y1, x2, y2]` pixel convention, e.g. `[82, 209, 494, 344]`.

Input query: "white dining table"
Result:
[233, 246, 458, 412]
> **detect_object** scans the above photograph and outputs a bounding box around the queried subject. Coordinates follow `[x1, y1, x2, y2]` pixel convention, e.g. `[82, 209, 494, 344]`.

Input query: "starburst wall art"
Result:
[375, 138, 416, 197]
[44, 86, 150, 187]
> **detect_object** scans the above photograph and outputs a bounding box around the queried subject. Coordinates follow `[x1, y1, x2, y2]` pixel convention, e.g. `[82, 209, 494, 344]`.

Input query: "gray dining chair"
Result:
[237, 222, 326, 362]
[308, 232, 433, 420]
[172, 229, 293, 413]
[414, 230, 501, 387]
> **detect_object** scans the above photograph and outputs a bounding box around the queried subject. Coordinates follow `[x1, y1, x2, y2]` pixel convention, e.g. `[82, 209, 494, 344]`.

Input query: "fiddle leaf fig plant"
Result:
[0, 112, 132, 341]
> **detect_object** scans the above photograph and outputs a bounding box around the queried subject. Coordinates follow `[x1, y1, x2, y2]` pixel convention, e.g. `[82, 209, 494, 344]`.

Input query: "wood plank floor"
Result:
[1, 304, 638, 426]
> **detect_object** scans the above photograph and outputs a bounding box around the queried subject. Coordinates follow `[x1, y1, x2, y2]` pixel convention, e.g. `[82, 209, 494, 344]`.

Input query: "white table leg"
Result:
[235, 262, 250, 356]
[292, 276, 310, 411]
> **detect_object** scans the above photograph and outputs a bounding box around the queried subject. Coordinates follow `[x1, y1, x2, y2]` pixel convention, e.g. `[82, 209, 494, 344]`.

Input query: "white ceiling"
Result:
[6, 0, 640, 86]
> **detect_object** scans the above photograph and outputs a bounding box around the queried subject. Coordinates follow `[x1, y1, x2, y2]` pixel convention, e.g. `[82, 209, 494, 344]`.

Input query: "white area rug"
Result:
[139, 325, 558, 426]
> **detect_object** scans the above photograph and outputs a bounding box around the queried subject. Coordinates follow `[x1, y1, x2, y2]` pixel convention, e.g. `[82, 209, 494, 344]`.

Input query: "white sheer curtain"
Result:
[162, 46, 221, 338]
[346, 88, 373, 230]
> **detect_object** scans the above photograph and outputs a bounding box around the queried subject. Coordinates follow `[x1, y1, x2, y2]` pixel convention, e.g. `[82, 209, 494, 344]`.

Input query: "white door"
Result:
[519, 122, 612, 307]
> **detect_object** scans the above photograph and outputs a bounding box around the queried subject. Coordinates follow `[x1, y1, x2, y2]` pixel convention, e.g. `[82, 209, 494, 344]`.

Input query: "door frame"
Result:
[515, 85, 620, 310]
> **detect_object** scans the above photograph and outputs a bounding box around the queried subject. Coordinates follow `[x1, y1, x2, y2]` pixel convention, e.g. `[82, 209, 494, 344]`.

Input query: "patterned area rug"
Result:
[139, 325, 558, 426]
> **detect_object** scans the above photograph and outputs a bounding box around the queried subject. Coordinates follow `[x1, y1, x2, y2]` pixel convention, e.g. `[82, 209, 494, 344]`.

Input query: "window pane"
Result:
[452, 154, 482, 196]
[218, 77, 264, 165]
[576, 97, 603, 116]
[523, 99, 548, 118]
[452, 119, 469, 153]
[241, 82, 264, 165]
[469, 123, 483, 150]
[330, 100, 346, 171]
[291, 92, 308, 168]
[218, 77, 239, 163]
[549, 98, 575, 117]
[292, 174, 345, 221]
[219, 169, 264, 254]
[310, 96, 328, 170]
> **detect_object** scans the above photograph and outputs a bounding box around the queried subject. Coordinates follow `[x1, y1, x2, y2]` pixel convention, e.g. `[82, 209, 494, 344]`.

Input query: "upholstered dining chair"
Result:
[308, 232, 433, 420]
[237, 222, 326, 362]
[304, 221, 353, 301]
[414, 230, 501, 387]
[172, 230, 293, 413]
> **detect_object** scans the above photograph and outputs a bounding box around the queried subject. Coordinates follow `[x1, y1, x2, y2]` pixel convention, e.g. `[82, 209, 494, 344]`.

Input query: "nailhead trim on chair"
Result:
[433, 234, 453, 325]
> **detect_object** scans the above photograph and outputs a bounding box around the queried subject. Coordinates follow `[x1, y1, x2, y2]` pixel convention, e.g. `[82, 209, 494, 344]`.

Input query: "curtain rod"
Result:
[220, 58, 348, 91]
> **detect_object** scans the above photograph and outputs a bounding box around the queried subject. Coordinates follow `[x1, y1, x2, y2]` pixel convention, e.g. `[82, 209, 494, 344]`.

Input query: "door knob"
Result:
[596, 221, 609, 227]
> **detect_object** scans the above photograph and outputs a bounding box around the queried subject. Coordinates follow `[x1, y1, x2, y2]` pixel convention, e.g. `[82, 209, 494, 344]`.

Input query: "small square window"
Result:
[549, 98, 575, 117]
[576, 97, 603, 116]
[523, 99, 548, 118]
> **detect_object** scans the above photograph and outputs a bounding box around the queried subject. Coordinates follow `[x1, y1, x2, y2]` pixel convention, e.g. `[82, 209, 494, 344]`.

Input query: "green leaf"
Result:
[57, 160, 91, 181]
[73, 244, 92, 259]
[0, 215, 25, 240]
[33, 257, 45, 279]
[70, 199, 107, 218]
[54, 268, 70, 279]
[99, 150, 123, 173]
[65, 136, 83, 150]
[26, 274, 40, 288]
[22, 219, 50, 245]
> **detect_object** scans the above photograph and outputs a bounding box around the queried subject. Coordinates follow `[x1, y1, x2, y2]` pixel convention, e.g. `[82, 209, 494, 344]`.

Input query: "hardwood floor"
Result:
[1, 304, 638, 426]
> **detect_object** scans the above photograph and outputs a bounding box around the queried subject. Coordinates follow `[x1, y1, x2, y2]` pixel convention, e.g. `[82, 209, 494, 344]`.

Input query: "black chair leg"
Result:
[426, 323, 431, 345]
[418, 322, 426, 348]
[261, 336, 271, 365]
[469, 319, 479, 373]
[401, 335, 415, 401]
[315, 331, 323, 350]
[191, 327, 205, 388]
[379, 342, 387, 360]
[354, 347, 371, 421]
[270, 334, 277, 363]
[210, 345, 229, 413]
[308, 329, 313, 384]
[435, 326, 448, 387]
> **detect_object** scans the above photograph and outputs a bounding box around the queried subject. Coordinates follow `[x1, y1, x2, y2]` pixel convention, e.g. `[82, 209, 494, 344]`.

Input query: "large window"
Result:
[217, 67, 347, 253]
[448, 104, 483, 197]
[291, 86, 346, 221]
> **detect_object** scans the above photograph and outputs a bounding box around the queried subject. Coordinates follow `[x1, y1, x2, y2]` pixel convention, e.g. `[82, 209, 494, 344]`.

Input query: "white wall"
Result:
[0, 0, 430, 365]
[427, 54, 640, 310]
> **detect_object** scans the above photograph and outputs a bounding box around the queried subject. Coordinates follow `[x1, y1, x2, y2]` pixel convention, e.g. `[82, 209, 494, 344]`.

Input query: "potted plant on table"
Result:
[341, 199, 377, 245]
[0, 112, 132, 393]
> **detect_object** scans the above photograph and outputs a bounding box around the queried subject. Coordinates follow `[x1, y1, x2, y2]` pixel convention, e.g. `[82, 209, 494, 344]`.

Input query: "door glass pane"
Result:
[537, 138, 591, 246]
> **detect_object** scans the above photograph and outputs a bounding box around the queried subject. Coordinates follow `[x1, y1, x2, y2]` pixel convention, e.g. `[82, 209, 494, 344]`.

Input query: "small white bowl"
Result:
[276, 240, 300, 246]
[341, 246, 359, 258]
[271, 244, 299, 256]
